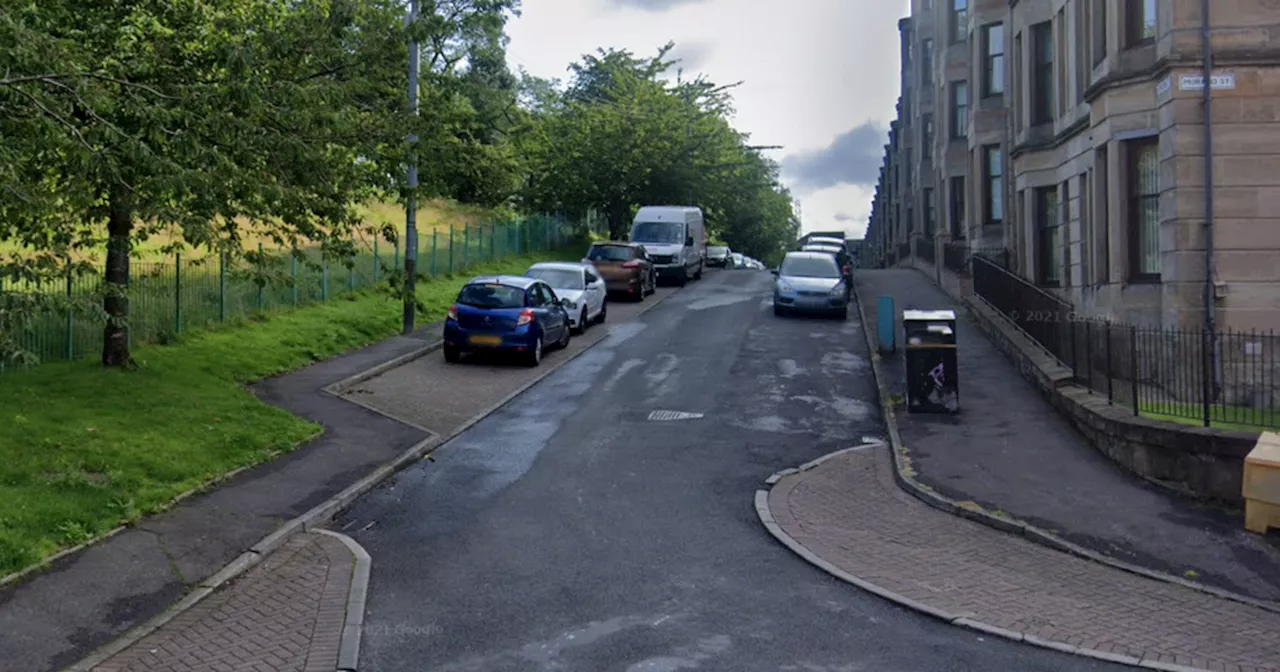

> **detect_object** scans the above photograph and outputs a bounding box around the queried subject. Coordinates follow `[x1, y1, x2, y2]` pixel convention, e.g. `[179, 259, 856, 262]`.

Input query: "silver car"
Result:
[772, 251, 848, 319]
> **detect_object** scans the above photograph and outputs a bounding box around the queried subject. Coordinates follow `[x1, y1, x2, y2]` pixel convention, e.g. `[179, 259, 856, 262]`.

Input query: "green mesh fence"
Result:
[1, 214, 576, 371]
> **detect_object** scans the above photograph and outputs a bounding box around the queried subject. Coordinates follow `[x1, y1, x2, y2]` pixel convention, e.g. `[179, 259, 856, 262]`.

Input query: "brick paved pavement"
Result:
[766, 444, 1280, 671]
[91, 532, 355, 672]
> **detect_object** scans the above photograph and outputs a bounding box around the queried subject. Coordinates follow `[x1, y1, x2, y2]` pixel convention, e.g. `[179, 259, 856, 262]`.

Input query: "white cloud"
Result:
[505, 0, 907, 237]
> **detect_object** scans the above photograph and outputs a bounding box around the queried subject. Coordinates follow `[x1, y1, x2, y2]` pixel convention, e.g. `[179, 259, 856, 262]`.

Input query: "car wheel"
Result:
[693, 261, 703, 280]
[773, 304, 786, 317]
[443, 346, 461, 363]
[574, 309, 587, 334]
[676, 269, 688, 287]
[597, 301, 608, 323]
[837, 307, 849, 321]
[524, 336, 543, 367]
[558, 323, 571, 349]
[647, 273, 656, 295]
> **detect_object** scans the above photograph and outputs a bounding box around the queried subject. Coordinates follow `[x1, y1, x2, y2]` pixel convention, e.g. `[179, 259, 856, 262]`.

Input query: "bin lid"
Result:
[903, 309, 956, 321]
[1247, 432, 1280, 468]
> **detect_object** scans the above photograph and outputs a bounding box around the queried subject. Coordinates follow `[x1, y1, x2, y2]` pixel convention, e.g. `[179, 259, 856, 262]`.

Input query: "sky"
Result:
[505, 0, 909, 239]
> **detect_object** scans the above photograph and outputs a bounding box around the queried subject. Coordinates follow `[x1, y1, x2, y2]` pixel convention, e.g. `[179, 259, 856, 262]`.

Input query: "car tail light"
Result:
[517, 309, 535, 327]
[447, 304, 458, 321]
[842, 265, 850, 275]
[621, 260, 641, 268]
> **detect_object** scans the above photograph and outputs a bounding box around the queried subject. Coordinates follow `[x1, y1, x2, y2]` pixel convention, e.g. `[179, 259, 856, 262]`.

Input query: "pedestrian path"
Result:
[762, 443, 1280, 671]
[83, 532, 359, 672]
[855, 268, 1280, 603]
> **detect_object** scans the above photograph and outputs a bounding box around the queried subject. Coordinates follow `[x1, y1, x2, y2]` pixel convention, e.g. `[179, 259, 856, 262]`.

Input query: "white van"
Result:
[629, 205, 705, 286]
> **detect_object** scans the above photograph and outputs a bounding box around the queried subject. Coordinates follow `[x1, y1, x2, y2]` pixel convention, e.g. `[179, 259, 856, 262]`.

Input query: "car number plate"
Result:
[469, 335, 501, 346]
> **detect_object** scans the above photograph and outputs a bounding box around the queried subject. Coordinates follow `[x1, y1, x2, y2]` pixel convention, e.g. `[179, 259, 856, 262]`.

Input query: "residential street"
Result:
[333, 269, 1122, 671]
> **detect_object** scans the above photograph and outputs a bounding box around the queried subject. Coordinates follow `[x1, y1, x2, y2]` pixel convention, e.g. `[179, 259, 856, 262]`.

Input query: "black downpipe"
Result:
[1201, 0, 1221, 404]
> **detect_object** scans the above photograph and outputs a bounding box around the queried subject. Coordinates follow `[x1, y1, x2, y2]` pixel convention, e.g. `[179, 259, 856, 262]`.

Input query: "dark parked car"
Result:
[443, 275, 572, 367]
[583, 241, 656, 300]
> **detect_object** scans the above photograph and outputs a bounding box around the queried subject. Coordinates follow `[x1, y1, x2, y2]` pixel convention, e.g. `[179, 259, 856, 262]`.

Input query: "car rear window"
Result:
[526, 267, 584, 289]
[588, 245, 633, 262]
[780, 255, 840, 279]
[457, 283, 526, 309]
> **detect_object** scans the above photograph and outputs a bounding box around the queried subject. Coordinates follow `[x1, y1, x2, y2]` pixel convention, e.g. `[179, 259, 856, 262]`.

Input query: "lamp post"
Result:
[402, 0, 421, 334]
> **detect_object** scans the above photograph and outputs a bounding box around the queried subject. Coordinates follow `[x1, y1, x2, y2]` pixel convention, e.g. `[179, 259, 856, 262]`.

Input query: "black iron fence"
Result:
[972, 255, 1279, 429]
[897, 241, 910, 262]
[942, 243, 1010, 276]
[914, 236, 935, 264]
[942, 242, 967, 274]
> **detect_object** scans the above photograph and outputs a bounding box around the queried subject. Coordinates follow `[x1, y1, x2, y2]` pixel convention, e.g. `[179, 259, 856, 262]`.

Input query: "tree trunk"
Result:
[607, 203, 630, 241]
[102, 189, 133, 367]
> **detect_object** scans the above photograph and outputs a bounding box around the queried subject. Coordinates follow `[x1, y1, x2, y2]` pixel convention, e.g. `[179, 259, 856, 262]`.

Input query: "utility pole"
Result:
[402, 0, 421, 334]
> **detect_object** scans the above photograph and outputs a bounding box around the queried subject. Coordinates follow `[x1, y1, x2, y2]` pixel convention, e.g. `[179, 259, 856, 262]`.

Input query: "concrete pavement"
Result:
[855, 268, 1280, 603]
[332, 269, 1121, 670]
[763, 442, 1280, 671]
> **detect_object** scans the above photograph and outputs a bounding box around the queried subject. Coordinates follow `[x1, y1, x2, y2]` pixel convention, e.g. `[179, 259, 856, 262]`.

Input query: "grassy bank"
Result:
[0, 246, 578, 577]
[0, 199, 509, 263]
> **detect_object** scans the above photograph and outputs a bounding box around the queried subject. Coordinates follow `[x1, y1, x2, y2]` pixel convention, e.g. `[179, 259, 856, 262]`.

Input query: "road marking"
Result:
[647, 410, 704, 421]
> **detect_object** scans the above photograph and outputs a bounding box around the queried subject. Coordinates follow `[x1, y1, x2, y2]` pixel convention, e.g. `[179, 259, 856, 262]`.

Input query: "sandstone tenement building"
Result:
[865, 0, 1280, 332]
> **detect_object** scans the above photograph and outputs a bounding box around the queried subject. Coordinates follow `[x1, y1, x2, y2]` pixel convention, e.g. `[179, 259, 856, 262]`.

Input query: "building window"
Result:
[1125, 0, 1156, 47]
[921, 38, 934, 86]
[951, 0, 968, 43]
[983, 145, 1003, 224]
[1031, 21, 1054, 126]
[1093, 0, 1108, 65]
[950, 81, 969, 138]
[924, 188, 936, 236]
[981, 24, 1004, 96]
[949, 176, 966, 239]
[1035, 186, 1062, 286]
[922, 114, 933, 159]
[1128, 137, 1160, 279]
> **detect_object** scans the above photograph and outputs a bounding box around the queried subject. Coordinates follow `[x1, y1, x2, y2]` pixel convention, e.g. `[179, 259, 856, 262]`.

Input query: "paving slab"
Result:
[345, 287, 675, 433]
[766, 443, 1280, 671]
[89, 532, 357, 672]
[855, 268, 1280, 603]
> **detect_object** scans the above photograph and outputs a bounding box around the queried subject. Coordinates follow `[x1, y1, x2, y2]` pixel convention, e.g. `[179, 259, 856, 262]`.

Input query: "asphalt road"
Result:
[334, 269, 1125, 671]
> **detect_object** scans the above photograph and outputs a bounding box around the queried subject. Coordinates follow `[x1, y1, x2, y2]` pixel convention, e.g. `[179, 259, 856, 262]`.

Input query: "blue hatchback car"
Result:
[442, 275, 573, 367]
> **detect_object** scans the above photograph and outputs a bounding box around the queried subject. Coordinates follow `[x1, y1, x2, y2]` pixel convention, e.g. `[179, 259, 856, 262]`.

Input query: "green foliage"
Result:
[516, 42, 797, 258]
[3, 5, 793, 367]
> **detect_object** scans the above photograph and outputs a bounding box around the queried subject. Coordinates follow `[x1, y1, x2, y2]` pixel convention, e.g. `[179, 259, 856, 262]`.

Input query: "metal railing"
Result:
[914, 236, 935, 264]
[973, 255, 1279, 429]
[972, 255, 1073, 366]
[2, 214, 575, 371]
[942, 242, 968, 274]
[897, 241, 910, 262]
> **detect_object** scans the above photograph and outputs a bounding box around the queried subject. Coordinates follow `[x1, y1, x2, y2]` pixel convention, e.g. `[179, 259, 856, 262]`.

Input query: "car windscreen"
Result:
[631, 221, 684, 244]
[456, 283, 526, 309]
[780, 256, 840, 279]
[587, 245, 633, 262]
[707, 246, 728, 256]
[526, 268, 584, 290]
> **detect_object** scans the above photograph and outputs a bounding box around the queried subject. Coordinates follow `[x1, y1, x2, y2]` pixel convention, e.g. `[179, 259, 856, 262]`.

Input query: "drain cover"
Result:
[647, 410, 704, 421]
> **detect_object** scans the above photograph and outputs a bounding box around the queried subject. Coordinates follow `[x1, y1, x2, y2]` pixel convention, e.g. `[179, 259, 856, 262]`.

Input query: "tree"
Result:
[518, 42, 796, 257]
[1, 0, 410, 366]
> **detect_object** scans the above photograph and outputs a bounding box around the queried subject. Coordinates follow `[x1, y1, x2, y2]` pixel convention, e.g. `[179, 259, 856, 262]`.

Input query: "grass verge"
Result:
[0, 246, 579, 577]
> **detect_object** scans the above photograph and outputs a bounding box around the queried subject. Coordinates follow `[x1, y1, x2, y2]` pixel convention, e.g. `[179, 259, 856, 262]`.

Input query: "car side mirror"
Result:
[770, 269, 778, 275]
[685, 236, 694, 247]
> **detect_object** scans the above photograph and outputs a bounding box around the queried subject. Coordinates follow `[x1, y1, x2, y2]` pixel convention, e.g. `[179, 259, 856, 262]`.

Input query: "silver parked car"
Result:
[771, 251, 848, 319]
[525, 262, 608, 334]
